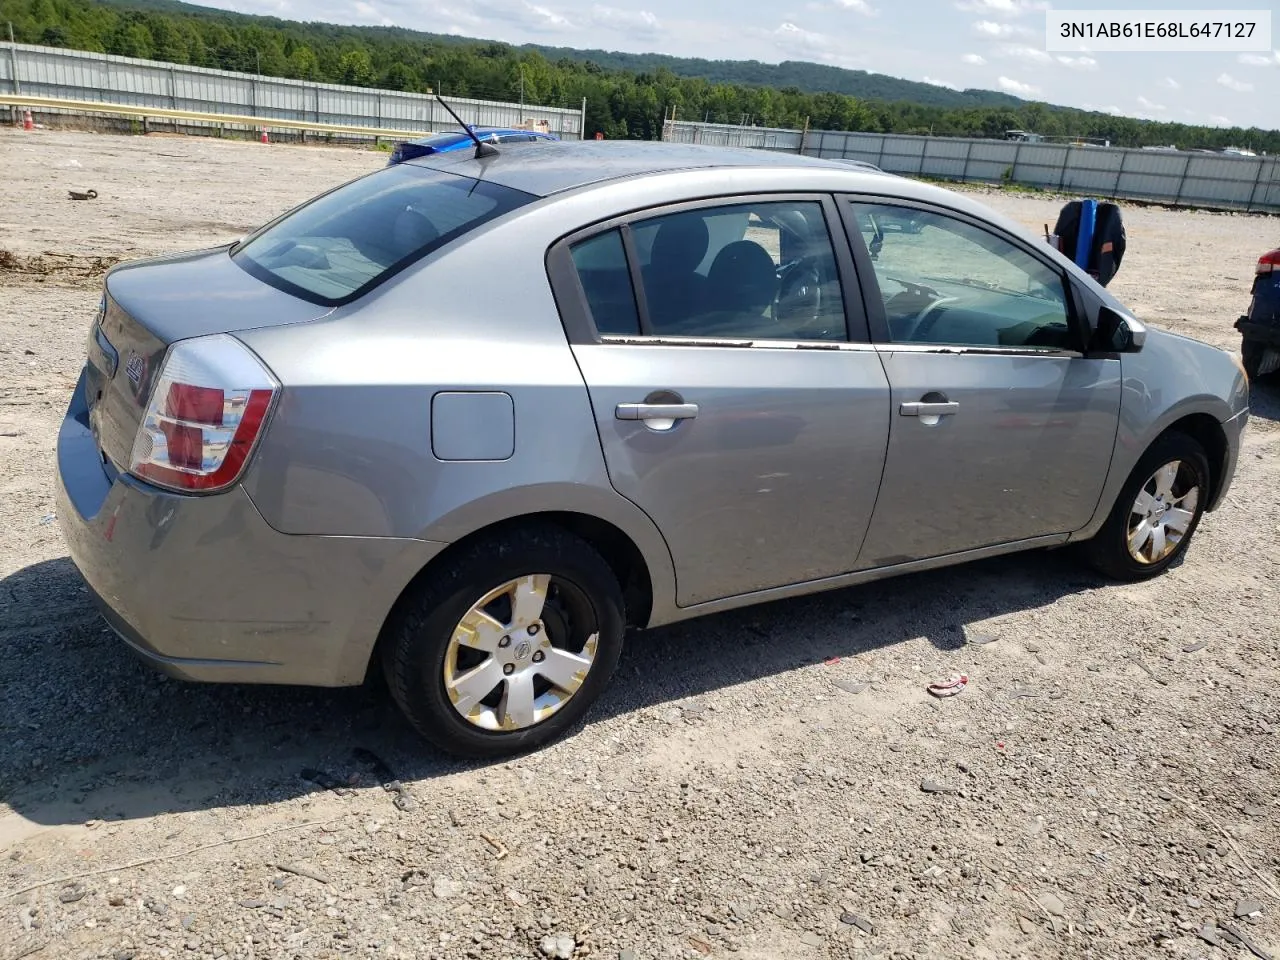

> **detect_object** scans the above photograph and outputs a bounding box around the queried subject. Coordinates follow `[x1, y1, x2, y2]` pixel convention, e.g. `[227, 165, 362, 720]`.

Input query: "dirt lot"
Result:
[1, 128, 1278, 960]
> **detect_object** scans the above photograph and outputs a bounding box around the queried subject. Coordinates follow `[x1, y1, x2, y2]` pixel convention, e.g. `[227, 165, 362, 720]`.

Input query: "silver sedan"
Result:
[57, 140, 1249, 757]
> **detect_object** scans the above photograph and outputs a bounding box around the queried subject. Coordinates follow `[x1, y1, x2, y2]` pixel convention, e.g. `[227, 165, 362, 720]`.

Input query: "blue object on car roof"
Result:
[388, 126, 558, 165]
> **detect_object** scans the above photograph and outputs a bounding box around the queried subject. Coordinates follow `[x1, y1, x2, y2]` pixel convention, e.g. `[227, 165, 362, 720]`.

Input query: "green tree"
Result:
[382, 61, 419, 91]
[337, 48, 375, 86]
[286, 44, 318, 80]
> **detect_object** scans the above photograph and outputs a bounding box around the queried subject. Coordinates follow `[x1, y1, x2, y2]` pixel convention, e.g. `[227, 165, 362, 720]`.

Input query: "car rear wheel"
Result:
[381, 524, 625, 758]
[1082, 431, 1210, 581]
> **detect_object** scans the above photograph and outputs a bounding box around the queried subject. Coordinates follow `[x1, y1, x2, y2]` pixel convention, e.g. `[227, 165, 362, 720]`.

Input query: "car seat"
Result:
[695, 239, 778, 336]
[643, 215, 710, 332]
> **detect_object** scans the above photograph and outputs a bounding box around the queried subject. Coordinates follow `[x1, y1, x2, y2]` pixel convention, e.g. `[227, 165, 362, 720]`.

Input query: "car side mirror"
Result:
[1094, 305, 1145, 353]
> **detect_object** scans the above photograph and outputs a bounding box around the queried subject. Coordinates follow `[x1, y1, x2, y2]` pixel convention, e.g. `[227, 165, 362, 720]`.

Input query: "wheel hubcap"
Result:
[1126, 460, 1199, 565]
[443, 574, 599, 732]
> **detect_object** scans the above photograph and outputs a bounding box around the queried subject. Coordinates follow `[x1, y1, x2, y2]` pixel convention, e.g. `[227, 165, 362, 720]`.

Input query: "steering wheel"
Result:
[774, 257, 824, 333]
[909, 295, 960, 342]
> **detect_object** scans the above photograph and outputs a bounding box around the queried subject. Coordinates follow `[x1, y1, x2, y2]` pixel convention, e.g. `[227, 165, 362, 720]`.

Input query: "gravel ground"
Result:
[1, 128, 1278, 960]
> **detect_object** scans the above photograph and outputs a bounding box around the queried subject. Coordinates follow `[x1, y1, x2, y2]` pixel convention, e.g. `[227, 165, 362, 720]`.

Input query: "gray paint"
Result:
[56, 374, 446, 686]
[858, 350, 1121, 567]
[56, 143, 1250, 689]
[571, 342, 890, 606]
[431, 391, 515, 461]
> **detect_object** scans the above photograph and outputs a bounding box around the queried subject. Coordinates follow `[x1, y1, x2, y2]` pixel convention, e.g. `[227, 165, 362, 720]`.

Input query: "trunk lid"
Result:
[85, 246, 330, 470]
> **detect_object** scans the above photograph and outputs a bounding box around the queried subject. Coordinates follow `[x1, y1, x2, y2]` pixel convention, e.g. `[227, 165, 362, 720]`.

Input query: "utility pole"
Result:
[7, 21, 19, 97]
[519, 64, 524, 115]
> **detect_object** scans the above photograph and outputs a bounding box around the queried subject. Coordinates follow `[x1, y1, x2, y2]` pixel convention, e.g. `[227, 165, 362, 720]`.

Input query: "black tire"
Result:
[381, 524, 625, 759]
[1082, 430, 1211, 581]
[1242, 338, 1267, 380]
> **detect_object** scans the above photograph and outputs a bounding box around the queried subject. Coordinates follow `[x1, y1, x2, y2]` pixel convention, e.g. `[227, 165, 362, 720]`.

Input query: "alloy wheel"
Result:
[442, 574, 599, 731]
[1126, 460, 1200, 565]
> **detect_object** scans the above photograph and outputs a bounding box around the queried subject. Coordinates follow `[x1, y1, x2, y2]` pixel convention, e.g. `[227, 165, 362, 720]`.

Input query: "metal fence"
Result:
[1, 42, 585, 140]
[663, 120, 1280, 214]
[661, 119, 803, 152]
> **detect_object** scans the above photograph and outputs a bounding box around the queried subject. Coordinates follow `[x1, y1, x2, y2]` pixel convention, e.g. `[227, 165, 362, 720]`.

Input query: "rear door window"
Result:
[232, 165, 534, 306]
[629, 200, 848, 341]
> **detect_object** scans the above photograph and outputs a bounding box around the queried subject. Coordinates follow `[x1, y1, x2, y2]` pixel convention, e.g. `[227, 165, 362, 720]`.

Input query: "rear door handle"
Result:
[615, 402, 699, 421]
[899, 401, 959, 417]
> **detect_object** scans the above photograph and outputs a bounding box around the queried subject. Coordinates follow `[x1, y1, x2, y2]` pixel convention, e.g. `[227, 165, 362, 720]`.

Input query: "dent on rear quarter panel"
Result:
[234, 188, 679, 621]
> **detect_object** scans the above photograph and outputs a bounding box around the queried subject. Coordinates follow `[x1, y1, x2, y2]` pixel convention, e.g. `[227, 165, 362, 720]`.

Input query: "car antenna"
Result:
[434, 94, 499, 159]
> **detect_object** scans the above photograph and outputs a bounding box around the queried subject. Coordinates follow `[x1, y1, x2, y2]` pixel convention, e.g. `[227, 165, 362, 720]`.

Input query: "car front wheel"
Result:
[382, 525, 625, 758]
[1082, 430, 1211, 581]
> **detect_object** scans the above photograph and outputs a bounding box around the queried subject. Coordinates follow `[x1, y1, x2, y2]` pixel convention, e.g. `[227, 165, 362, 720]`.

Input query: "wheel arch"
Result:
[1160, 413, 1229, 512]
[1072, 398, 1235, 545]
[367, 510, 663, 684]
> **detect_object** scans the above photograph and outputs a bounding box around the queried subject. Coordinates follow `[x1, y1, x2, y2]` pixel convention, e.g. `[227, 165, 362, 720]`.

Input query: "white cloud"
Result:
[1209, 115, 1234, 127]
[772, 22, 829, 53]
[467, 0, 575, 32]
[1237, 51, 1280, 67]
[1161, 77, 1180, 90]
[589, 5, 662, 35]
[1217, 73, 1254, 93]
[758, 21, 863, 66]
[972, 19, 1034, 40]
[833, 0, 876, 13]
[997, 75, 1039, 95]
[352, 0, 393, 25]
[1136, 96, 1166, 112]
[973, 19, 1013, 37]
[527, 3, 571, 28]
[962, 53, 987, 65]
[1001, 44, 1052, 63]
[1056, 55, 1097, 71]
[955, 0, 1045, 16]
[1083, 102, 1122, 115]
[923, 75, 959, 89]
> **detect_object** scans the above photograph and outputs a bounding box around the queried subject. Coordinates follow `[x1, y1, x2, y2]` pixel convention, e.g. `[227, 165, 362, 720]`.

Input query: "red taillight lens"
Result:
[129, 335, 278, 493]
[1258, 249, 1280, 275]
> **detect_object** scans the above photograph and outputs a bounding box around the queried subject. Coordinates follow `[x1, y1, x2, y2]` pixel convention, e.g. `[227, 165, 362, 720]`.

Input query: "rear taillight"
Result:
[129, 334, 278, 493]
[1258, 249, 1280, 275]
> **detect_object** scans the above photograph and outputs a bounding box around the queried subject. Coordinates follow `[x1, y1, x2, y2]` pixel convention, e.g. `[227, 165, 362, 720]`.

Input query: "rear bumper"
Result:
[1236, 317, 1280, 346]
[56, 369, 446, 687]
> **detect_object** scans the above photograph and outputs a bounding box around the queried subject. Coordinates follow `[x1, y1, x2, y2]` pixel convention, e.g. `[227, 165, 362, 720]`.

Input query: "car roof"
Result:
[406, 140, 893, 198]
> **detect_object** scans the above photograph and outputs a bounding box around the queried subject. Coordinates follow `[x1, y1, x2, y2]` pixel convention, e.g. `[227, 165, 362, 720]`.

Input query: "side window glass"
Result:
[569, 229, 641, 336]
[850, 203, 1074, 350]
[630, 201, 847, 341]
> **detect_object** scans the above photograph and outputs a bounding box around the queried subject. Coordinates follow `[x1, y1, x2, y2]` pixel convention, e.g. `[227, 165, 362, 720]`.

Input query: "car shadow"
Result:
[0, 548, 1104, 829]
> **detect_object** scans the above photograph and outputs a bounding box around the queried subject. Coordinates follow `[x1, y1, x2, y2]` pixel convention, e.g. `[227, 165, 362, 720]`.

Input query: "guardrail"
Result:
[2, 93, 435, 141]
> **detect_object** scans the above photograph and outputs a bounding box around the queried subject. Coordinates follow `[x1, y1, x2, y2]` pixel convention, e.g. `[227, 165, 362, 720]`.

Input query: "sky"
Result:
[196, 0, 1278, 130]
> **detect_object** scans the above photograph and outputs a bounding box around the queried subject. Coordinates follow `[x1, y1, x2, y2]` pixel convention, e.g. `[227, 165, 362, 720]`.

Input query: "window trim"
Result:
[545, 192, 869, 347]
[836, 193, 1090, 358]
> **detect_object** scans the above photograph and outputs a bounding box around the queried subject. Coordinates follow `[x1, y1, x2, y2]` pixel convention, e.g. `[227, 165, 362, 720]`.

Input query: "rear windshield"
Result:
[232, 164, 535, 305]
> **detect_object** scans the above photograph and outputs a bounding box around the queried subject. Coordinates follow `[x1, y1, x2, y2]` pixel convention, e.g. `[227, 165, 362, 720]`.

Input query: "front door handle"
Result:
[899, 401, 959, 417]
[615, 402, 699, 422]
